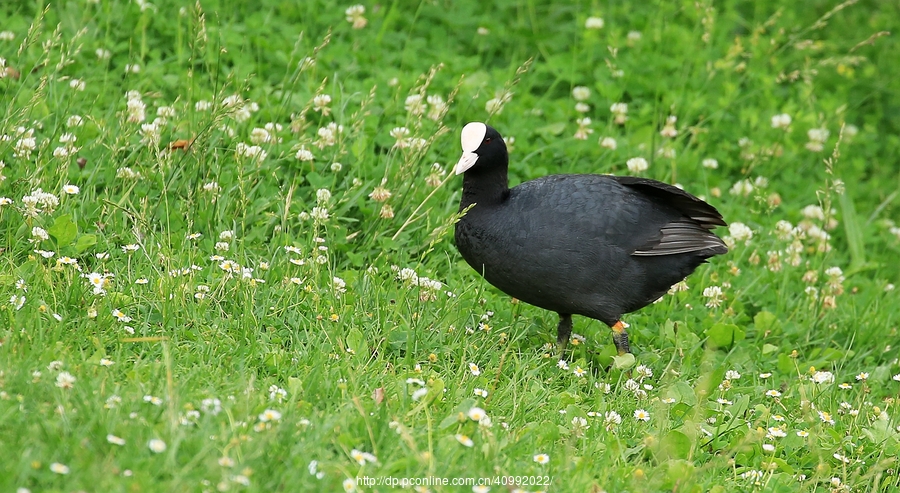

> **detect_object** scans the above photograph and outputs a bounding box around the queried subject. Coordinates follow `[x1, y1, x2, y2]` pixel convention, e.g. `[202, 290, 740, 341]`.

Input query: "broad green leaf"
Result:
[386, 329, 408, 350]
[662, 458, 695, 489]
[346, 327, 365, 356]
[658, 430, 692, 461]
[706, 323, 745, 348]
[762, 343, 779, 354]
[438, 398, 476, 429]
[754, 311, 780, 333]
[305, 171, 326, 189]
[612, 352, 636, 370]
[74, 233, 97, 253]
[665, 381, 698, 406]
[48, 214, 77, 247]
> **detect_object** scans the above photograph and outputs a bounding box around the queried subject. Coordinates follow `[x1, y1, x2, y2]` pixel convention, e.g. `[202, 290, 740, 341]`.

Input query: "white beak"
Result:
[454, 151, 479, 175]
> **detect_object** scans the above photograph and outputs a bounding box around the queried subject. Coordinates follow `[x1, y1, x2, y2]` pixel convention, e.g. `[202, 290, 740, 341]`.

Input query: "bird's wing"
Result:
[613, 176, 728, 257]
[613, 176, 727, 229]
[631, 219, 728, 256]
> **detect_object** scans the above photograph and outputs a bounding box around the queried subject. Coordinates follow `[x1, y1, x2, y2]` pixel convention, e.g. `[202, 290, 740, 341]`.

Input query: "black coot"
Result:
[453, 122, 728, 355]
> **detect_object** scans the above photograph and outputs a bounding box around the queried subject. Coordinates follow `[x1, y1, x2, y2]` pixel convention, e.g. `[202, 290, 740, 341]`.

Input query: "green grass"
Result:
[1, 0, 899, 491]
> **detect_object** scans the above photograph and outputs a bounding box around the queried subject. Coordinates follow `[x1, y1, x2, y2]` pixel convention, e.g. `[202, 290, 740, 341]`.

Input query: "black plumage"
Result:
[453, 122, 728, 354]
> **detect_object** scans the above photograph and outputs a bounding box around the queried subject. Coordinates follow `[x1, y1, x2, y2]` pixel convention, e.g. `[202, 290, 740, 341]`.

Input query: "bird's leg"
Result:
[556, 313, 573, 358]
[611, 320, 631, 355]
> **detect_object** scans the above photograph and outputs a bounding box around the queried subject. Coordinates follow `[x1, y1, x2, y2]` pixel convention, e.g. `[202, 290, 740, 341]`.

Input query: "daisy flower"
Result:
[455, 433, 474, 447]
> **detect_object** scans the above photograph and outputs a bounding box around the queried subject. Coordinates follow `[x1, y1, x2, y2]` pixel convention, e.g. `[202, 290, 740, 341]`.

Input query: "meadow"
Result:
[1, 0, 899, 491]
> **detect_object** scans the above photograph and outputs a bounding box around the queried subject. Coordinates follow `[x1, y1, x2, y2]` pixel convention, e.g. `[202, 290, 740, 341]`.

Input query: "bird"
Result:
[452, 122, 728, 356]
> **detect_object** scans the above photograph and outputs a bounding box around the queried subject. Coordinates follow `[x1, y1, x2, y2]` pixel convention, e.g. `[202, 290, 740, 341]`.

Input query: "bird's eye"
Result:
[484, 138, 492, 144]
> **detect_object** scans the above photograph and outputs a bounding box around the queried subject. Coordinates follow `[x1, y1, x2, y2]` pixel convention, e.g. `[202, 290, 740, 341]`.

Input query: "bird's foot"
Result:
[555, 339, 568, 360]
[555, 313, 573, 359]
[611, 320, 631, 355]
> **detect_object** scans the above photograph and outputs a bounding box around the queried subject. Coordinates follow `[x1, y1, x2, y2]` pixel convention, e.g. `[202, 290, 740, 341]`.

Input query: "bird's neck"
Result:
[460, 164, 509, 210]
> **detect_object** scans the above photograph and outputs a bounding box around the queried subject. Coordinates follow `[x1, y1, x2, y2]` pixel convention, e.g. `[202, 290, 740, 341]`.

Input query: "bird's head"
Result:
[454, 122, 507, 175]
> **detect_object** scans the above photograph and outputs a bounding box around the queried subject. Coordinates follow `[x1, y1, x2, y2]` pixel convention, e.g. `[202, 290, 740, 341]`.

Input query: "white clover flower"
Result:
[771, 113, 792, 129]
[610, 102, 627, 114]
[426, 95, 448, 121]
[201, 398, 222, 415]
[126, 92, 146, 123]
[626, 157, 648, 173]
[249, 127, 272, 144]
[572, 86, 591, 101]
[157, 105, 176, 119]
[236, 142, 267, 161]
[316, 126, 336, 148]
[805, 128, 830, 152]
[635, 365, 653, 379]
[404, 94, 426, 115]
[729, 179, 754, 197]
[31, 227, 49, 241]
[728, 222, 753, 243]
[484, 98, 503, 115]
[310, 207, 329, 221]
[812, 371, 834, 384]
[610, 103, 628, 124]
[313, 94, 332, 115]
[660, 116, 678, 138]
[702, 158, 719, 169]
[703, 285, 724, 308]
[316, 188, 331, 203]
[599, 136, 617, 150]
[139, 122, 161, 146]
[55, 371, 76, 389]
[574, 117, 593, 140]
[585, 16, 605, 29]
[408, 137, 427, 150]
[296, 146, 315, 161]
[107, 434, 126, 445]
[345, 4, 367, 29]
[741, 470, 763, 481]
[148, 439, 167, 453]
[13, 129, 36, 159]
[390, 127, 410, 148]
[808, 128, 830, 142]
[604, 410, 622, 429]
[332, 276, 346, 293]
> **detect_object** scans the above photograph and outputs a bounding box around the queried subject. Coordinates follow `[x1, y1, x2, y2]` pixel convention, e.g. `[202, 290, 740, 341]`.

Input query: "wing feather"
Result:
[612, 177, 729, 257]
